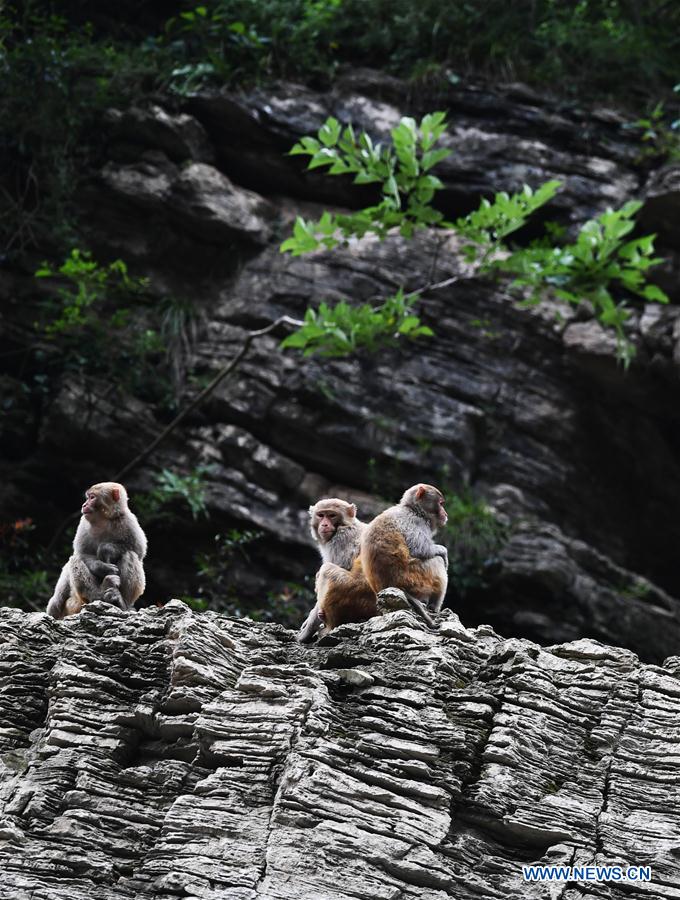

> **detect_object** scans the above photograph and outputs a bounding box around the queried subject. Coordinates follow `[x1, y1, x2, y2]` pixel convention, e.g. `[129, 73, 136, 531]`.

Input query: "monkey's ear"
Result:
[308, 505, 315, 516]
[415, 484, 426, 500]
[111, 487, 121, 503]
[348, 504, 357, 518]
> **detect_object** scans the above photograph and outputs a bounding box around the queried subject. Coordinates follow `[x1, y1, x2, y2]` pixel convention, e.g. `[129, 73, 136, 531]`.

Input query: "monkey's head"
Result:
[309, 498, 357, 545]
[82, 482, 129, 521]
[401, 484, 448, 530]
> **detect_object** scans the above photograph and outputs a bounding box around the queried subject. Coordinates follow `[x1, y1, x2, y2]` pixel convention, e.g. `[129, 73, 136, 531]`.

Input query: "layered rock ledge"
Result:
[1, 602, 679, 899]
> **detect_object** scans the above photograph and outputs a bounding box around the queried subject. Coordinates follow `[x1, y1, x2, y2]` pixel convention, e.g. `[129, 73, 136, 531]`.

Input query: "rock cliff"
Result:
[1, 602, 678, 899]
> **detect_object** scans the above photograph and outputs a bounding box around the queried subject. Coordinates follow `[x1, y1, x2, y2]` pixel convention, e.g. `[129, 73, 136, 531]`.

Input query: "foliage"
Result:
[164, 4, 270, 94]
[33, 248, 171, 398]
[281, 112, 450, 254]
[626, 87, 680, 162]
[35, 248, 148, 334]
[137, 468, 211, 521]
[163, 0, 343, 90]
[158, 295, 201, 401]
[281, 115, 667, 366]
[0, 4, 171, 255]
[617, 578, 652, 602]
[455, 181, 562, 262]
[2, 0, 679, 255]
[189, 530, 315, 624]
[281, 289, 433, 357]
[160, 0, 680, 101]
[195, 528, 263, 580]
[0, 518, 51, 610]
[501, 202, 668, 365]
[441, 492, 509, 598]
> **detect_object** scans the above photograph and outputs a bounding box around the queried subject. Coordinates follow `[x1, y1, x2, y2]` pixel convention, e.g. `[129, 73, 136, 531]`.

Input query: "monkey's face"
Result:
[436, 494, 448, 527]
[309, 499, 357, 544]
[412, 484, 448, 528]
[82, 483, 125, 520]
[82, 488, 103, 519]
[316, 512, 339, 542]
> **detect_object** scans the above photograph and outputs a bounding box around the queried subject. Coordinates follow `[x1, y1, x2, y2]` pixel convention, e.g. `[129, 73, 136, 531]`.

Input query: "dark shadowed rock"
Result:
[473, 518, 680, 663]
[172, 162, 276, 244]
[104, 105, 215, 164]
[185, 76, 641, 220]
[98, 156, 276, 246]
[640, 164, 680, 249]
[0, 603, 678, 898]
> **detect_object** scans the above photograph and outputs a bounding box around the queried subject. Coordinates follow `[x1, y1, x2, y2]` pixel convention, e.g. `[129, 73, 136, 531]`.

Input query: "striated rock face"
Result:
[1, 602, 679, 899]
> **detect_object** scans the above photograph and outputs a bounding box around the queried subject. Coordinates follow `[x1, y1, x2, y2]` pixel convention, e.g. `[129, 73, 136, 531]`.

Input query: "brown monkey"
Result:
[360, 483, 448, 613]
[297, 498, 377, 642]
[46, 482, 147, 619]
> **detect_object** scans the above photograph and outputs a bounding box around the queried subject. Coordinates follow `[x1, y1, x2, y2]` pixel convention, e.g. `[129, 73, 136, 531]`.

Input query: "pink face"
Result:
[316, 513, 338, 541]
[437, 495, 448, 526]
[82, 490, 99, 517]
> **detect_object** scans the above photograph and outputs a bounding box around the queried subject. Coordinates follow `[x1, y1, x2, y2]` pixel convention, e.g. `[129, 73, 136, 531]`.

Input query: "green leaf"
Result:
[642, 284, 669, 303]
[421, 148, 450, 171]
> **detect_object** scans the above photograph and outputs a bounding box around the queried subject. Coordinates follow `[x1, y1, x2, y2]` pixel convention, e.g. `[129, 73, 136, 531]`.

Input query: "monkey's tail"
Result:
[402, 592, 437, 629]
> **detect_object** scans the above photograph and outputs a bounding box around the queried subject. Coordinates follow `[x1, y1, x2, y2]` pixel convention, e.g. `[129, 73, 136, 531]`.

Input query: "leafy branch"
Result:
[279, 113, 668, 364]
[281, 111, 450, 254]
[281, 288, 433, 357]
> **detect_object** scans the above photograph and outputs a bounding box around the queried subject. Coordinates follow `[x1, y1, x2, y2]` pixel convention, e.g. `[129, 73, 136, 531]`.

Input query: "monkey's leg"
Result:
[319, 562, 377, 632]
[101, 573, 125, 610]
[69, 556, 107, 604]
[422, 556, 448, 613]
[297, 602, 323, 643]
[397, 557, 448, 612]
[64, 594, 86, 617]
[46, 562, 72, 618]
[117, 551, 145, 611]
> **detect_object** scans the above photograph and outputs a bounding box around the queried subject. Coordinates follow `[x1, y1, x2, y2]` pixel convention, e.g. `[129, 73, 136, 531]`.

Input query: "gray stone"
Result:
[0, 603, 678, 898]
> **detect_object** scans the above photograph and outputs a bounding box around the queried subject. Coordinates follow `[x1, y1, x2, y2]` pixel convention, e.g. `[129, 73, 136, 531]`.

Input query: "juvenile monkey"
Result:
[297, 498, 377, 642]
[46, 482, 147, 619]
[360, 483, 449, 613]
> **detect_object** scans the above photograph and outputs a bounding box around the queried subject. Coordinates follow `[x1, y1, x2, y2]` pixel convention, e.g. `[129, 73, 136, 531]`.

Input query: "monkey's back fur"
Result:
[360, 508, 447, 602]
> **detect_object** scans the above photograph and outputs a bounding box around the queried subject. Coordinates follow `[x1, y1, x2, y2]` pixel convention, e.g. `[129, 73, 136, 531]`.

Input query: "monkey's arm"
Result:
[431, 543, 449, 566]
[398, 513, 447, 564]
[409, 539, 448, 565]
[46, 562, 71, 618]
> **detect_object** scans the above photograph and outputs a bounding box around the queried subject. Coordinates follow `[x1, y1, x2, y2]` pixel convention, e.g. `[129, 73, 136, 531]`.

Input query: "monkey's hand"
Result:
[85, 557, 120, 578]
[433, 544, 449, 566]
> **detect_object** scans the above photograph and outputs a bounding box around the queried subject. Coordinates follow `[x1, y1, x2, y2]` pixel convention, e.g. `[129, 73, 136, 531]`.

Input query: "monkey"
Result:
[360, 483, 449, 614]
[46, 482, 147, 619]
[297, 498, 377, 642]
